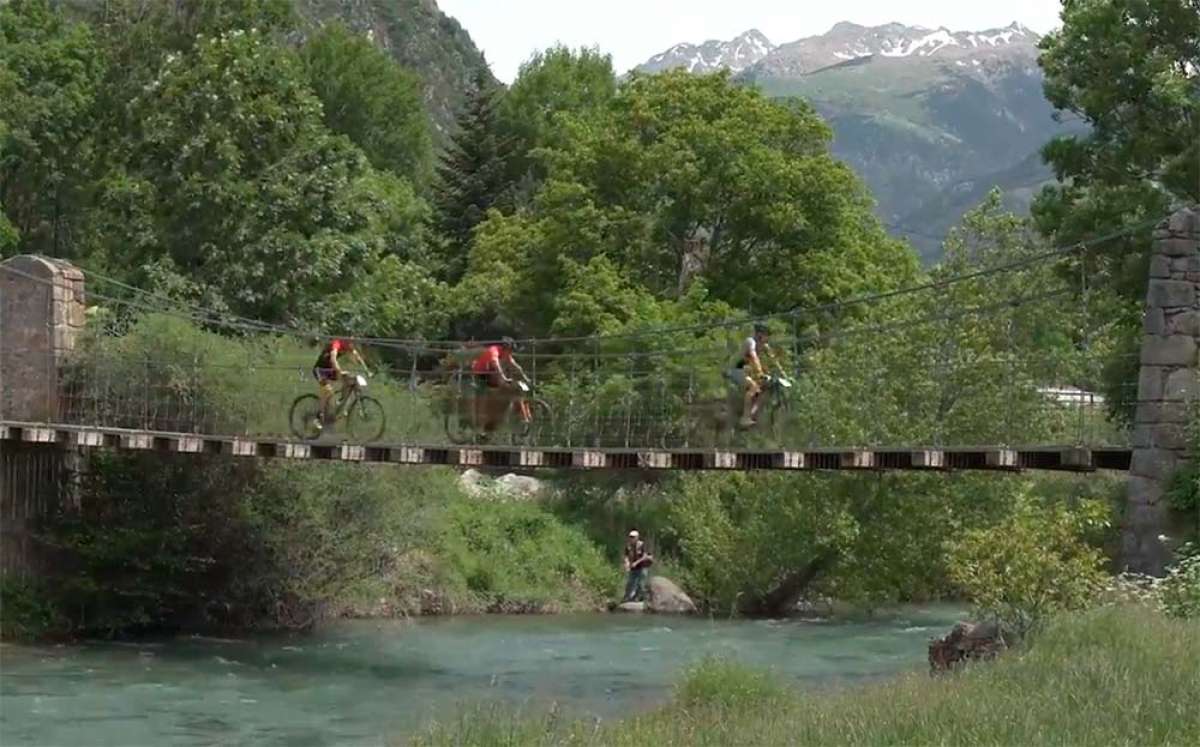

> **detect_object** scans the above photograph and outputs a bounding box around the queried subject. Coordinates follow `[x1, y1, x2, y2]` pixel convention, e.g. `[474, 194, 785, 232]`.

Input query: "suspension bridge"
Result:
[0, 266, 1132, 472]
[2, 213, 1195, 474]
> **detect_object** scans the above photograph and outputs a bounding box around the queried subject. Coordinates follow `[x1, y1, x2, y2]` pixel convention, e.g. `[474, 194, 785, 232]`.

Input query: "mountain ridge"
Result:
[635, 20, 1065, 260]
[639, 28, 775, 75]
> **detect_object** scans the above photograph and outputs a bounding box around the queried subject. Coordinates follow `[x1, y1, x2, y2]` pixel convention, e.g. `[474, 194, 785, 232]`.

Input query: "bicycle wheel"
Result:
[767, 396, 789, 441]
[520, 399, 553, 445]
[444, 407, 473, 444]
[347, 395, 386, 442]
[289, 394, 324, 440]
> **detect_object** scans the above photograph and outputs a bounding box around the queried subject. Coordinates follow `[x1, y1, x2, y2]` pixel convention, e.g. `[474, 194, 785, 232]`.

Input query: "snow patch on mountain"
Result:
[640, 29, 775, 74]
[637, 21, 1040, 76]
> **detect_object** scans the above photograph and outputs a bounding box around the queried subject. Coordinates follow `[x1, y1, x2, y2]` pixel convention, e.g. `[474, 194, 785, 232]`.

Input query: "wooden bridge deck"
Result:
[0, 421, 1132, 473]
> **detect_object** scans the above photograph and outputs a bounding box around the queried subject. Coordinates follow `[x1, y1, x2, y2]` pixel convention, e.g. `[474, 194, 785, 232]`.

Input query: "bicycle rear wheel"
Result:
[347, 395, 386, 442]
[289, 394, 323, 440]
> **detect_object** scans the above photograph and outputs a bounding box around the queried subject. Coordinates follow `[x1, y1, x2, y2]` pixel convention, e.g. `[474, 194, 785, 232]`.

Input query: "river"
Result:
[0, 605, 963, 746]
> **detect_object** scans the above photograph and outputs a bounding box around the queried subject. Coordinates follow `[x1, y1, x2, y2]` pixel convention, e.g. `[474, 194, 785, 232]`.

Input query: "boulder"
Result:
[928, 620, 1009, 673]
[646, 576, 697, 614]
[494, 473, 545, 499]
[458, 468, 489, 497]
[458, 470, 546, 500]
[613, 601, 647, 613]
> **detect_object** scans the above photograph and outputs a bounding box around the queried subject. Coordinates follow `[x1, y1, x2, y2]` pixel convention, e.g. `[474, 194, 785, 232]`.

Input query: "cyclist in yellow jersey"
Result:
[728, 323, 775, 428]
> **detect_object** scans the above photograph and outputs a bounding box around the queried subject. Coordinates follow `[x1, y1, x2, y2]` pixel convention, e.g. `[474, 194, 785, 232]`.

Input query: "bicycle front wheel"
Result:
[289, 394, 323, 440]
[520, 399, 553, 445]
[347, 395, 386, 442]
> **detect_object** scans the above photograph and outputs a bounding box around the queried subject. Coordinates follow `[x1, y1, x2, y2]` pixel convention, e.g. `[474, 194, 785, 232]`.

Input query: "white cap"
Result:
[628, 530, 639, 538]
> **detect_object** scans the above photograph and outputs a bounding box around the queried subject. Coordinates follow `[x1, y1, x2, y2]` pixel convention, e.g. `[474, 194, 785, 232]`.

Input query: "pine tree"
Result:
[432, 68, 510, 283]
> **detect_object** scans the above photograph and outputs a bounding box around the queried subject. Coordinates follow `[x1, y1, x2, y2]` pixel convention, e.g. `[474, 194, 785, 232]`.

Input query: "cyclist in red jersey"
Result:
[469, 337, 528, 433]
[313, 338, 369, 425]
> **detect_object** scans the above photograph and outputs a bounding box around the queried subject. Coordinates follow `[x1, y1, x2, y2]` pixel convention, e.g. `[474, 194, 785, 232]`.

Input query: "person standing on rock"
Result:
[622, 530, 653, 602]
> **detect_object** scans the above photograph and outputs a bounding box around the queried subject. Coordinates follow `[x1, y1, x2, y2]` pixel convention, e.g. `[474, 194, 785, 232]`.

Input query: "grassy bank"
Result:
[413, 606, 1200, 746]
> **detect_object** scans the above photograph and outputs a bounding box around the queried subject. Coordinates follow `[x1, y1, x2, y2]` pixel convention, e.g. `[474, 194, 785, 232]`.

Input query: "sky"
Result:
[438, 0, 1065, 83]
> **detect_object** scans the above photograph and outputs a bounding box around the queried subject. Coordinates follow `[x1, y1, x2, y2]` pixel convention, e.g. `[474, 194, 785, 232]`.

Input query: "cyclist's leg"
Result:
[729, 368, 753, 427]
[749, 377, 765, 418]
[315, 368, 335, 423]
[471, 373, 488, 432]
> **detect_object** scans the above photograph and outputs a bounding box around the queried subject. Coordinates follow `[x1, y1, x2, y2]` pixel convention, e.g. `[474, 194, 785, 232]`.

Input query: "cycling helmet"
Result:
[501, 335, 519, 351]
[753, 323, 769, 335]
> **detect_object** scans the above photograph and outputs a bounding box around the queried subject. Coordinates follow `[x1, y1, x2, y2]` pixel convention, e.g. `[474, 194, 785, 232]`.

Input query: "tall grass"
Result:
[412, 606, 1200, 746]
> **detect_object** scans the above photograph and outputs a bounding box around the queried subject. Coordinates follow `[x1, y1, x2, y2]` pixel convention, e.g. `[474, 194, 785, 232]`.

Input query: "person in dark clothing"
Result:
[622, 530, 653, 602]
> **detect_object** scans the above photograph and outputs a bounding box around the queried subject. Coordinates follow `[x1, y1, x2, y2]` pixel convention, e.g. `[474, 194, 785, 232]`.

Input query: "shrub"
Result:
[1159, 543, 1200, 619]
[675, 658, 788, 711]
[945, 495, 1110, 634]
[436, 497, 618, 612]
[0, 576, 68, 640]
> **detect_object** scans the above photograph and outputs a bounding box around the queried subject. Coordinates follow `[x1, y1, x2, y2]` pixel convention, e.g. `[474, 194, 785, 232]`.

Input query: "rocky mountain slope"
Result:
[639, 29, 775, 74]
[637, 22, 1076, 260]
[296, 0, 491, 137]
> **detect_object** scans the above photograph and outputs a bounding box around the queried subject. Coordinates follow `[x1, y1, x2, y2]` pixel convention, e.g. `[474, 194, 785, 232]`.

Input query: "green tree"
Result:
[1034, 0, 1199, 300]
[0, 0, 103, 257]
[467, 70, 916, 325]
[946, 493, 1110, 634]
[499, 45, 616, 193]
[88, 28, 422, 323]
[300, 22, 432, 185]
[1034, 0, 1199, 421]
[432, 69, 512, 282]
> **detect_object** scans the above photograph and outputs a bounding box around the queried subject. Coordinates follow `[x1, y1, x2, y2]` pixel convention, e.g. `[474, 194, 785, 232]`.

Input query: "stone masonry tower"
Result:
[1126, 207, 1200, 574]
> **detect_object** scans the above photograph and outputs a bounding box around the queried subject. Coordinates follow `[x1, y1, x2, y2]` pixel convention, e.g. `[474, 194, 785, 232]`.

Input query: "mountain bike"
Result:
[443, 375, 551, 445]
[289, 372, 386, 442]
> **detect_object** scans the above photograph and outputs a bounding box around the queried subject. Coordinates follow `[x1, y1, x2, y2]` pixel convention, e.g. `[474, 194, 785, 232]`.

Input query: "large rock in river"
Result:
[646, 576, 697, 614]
[928, 620, 1009, 673]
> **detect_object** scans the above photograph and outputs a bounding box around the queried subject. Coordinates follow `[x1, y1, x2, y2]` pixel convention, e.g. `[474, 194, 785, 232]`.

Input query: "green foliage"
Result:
[1038, 0, 1199, 214]
[43, 451, 263, 635]
[233, 463, 446, 628]
[499, 45, 616, 191]
[674, 657, 788, 711]
[103, 28, 395, 320]
[1033, 0, 1198, 346]
[433, 69, 511, 282]
[1159, 543, 1200, 619]
[661, 472, 852, 615]
[1166, 404, 1200, 522]
[0, 0, 104, 256]
[436, 497, 618, 613]
[465, 69, 917, 331]
[0, 202, 17, 255]
[0, 576, 68, 640]
[293, 0, 492, 137]
[417, 606, 1200, 747]
[300, 22, 432, 184]
[37, 450, 451, 635]
[945, 494, 1111, 634]
[1032, 0, 1198, 418]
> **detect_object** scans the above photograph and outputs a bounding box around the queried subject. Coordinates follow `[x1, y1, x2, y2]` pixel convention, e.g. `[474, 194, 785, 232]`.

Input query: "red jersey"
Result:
[471, 344, 509, 374]
[315, 339, 352, 369]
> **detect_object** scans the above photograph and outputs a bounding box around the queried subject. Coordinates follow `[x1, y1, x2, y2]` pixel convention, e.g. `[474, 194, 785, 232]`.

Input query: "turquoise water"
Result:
[0, 606, 963, 746]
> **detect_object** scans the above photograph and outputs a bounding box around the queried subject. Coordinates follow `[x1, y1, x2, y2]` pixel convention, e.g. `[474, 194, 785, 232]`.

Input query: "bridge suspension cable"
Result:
[2, 208, 1175, 356]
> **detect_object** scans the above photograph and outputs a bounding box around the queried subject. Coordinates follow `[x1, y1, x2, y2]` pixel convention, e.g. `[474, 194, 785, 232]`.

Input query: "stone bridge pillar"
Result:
[0, 256, 86, 577]
[1126, 207, 1200, 574]
[0, 255, 86, 422]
